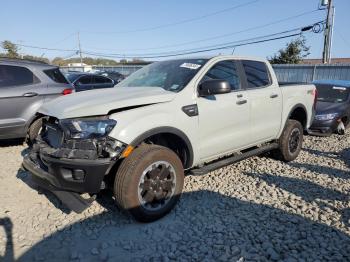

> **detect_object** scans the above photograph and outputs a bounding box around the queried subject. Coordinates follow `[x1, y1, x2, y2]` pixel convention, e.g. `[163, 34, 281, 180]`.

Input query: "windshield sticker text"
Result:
[180, 63, 202, 70]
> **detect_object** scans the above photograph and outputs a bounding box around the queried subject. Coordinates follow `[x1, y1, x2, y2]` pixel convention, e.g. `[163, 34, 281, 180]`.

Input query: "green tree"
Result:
[269, 37, 310, 64]
[22, 55, 49, 64]
[1, 40, 19, 58]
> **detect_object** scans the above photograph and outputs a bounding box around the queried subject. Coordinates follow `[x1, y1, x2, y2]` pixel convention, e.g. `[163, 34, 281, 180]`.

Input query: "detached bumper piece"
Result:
[23, 149, 112, 213]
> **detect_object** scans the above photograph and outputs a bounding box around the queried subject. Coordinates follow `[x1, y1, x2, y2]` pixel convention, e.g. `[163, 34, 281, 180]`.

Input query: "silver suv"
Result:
[0, 58, 73, 142]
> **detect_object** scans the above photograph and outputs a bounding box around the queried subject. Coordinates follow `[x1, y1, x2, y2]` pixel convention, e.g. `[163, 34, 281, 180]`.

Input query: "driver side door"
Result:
[196, 60, 251, 161]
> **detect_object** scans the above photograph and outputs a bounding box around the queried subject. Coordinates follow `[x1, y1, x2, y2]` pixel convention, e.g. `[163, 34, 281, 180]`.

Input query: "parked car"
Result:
[64, 72, 115, 92]
[309, 80, 350, 136]
[0, 58, 73, 142]
[23, 56, 316, 222]
[97, 71, 125, 84]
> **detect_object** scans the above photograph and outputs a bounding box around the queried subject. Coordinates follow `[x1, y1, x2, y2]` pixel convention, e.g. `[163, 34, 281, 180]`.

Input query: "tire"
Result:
[27, 118, 43, 146]
[114, 144, 184, 222]
[336, 121, 346, 135]
[272, 119, 303, 162]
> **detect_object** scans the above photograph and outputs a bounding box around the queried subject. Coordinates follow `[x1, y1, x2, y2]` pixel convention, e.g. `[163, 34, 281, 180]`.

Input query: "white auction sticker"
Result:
[333, 86, 347, 90]
[180, 63, 202, 70]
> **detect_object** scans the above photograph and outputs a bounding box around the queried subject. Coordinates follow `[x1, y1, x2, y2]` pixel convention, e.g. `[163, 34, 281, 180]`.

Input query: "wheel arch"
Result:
[287, 104, 308, 129]
[129, 126, 194, 169]
[25, 112, 45, 131]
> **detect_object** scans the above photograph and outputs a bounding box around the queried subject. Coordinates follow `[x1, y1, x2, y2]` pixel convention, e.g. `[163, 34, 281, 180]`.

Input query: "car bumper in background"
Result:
[308, 118, 339, 136]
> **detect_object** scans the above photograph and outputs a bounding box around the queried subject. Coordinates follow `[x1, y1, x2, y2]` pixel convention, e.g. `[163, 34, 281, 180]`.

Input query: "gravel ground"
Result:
[0, 134, 350, 261]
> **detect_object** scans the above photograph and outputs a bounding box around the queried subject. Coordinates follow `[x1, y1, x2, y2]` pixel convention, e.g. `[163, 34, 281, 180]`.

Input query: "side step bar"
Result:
[190, 143, 279, 175]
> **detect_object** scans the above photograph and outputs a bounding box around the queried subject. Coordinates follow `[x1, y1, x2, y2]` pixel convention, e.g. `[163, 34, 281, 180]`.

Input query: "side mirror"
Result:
[198, 79, 231, 97]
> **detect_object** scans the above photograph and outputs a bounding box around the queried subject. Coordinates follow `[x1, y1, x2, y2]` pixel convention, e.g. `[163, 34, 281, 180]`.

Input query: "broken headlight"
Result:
[60, 117, 117, 139]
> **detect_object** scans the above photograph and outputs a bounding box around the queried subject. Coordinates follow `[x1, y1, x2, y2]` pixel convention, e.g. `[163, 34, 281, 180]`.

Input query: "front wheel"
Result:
[272, 120, 303, 162]
[26, 118, 43, 146]
[114, 144, 184, 222]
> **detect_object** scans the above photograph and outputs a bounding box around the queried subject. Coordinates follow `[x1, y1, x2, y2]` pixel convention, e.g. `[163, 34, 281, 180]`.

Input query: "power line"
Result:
[81, 0, 260, 35]
[82, 33, 303, 59]
[82, 21, 322, 59]
[11, 43, 77, 52]
[84, 27, 304, 57]
[50, 32, 77, 47]
[83, 9, 321, 52]
[6, 8, 320, 56]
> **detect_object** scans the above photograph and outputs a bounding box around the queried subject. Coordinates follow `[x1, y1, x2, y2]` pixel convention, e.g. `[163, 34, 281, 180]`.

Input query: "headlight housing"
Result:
[60, 117, 117, 139]
[314, 113, 338, 121]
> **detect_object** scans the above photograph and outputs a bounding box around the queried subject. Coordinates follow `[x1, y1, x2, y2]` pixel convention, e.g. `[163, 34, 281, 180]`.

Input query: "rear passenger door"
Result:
[74, 75, 93, 91]
[240, 60, 282, 143]
[197, 60, 251, 161]
[92, 76, 114, 89]
[0, 64, 44, 138]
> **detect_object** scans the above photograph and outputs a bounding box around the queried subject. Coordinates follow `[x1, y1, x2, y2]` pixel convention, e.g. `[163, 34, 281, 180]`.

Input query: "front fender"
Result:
[107, 102, 199, 166]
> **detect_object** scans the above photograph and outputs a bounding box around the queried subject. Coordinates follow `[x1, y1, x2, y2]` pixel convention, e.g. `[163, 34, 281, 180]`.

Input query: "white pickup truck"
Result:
[23, 55, 316, 222]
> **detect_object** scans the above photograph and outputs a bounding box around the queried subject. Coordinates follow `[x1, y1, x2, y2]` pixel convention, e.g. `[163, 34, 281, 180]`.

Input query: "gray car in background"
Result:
[0, 58, 73, 142]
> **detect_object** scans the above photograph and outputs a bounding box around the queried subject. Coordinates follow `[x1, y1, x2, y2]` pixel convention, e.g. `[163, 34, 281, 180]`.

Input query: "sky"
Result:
[0, 0, 349, 62]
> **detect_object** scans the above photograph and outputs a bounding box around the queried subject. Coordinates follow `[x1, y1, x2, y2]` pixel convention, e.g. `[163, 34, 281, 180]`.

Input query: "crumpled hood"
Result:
[315, 101, 347, 114]
[39, 86, 176, 119]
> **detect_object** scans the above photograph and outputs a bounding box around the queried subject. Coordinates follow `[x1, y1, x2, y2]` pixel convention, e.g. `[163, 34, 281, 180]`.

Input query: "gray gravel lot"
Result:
[0, 134, 350, 261]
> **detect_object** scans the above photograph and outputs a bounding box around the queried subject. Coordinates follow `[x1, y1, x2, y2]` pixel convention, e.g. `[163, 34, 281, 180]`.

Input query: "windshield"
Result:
[117, 59, 208, 92]
[316, 85, 350, 103]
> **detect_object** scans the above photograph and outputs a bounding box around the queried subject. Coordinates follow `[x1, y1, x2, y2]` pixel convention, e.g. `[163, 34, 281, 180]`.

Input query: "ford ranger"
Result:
[22, 56, 316, 222]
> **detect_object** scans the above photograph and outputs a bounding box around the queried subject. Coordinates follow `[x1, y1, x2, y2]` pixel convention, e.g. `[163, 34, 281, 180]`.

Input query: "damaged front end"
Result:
[22, 116, 126, 213]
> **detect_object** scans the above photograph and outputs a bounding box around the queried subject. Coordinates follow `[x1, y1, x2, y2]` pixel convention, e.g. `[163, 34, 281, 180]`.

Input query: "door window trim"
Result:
[196, 60, 244, 95]
[238, 60, 272, 90]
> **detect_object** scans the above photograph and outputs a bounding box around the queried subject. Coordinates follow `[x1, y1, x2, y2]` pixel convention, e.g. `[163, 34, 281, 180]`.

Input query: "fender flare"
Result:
[130, 126, 194, 168]
[287, 103, 308, 128]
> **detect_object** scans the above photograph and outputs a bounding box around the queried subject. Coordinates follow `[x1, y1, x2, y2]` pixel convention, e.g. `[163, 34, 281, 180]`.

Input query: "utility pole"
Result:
[322, 0, 335, 64]
[77, 31, 83, 65]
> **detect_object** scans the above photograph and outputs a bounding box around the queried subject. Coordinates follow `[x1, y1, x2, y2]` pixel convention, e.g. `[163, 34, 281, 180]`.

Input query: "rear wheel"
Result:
[272, 120, 303, 162]
[114, 144, 184, 222]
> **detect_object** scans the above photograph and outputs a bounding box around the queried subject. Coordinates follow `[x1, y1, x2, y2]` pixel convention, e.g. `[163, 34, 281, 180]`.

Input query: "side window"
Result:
[44, 68, 69, 84]
[242, 60, 271, 88]
[77, 75, 92, 85]
[201, 61, 240, 91]
[0, 65, 39, 87]
[94, 76, 111, 84]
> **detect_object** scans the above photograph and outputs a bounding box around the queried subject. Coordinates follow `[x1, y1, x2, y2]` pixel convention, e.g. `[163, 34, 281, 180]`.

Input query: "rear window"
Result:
[242, 60, 271, 88]
[44, 68, 69, 84]
[316, 85, 350, 103]
[0, 64, 39, 87]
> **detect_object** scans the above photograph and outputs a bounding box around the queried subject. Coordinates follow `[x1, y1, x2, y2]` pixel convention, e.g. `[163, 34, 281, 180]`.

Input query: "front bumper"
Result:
[22, 146, 114, 213]
[308, 118, 339, 136]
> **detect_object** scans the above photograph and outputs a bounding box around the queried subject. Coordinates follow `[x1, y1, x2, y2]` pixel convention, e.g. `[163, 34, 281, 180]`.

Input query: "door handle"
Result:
[237, 94, 243, 98]
[22, 92, 38, 97]
[236, 99, 247, 105]
[270, 94, 278, 98]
